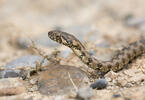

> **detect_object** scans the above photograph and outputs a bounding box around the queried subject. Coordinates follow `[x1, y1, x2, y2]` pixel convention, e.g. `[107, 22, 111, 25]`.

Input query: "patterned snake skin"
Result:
[48, 30, 145, 77]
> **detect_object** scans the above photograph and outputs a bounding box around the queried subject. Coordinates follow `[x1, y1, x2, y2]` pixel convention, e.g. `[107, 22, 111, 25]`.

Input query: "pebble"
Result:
[0, 78, 26, 96]
[90, 79, 108, 89]
[76, 87, 94, 100]
[0, 55, 48, 78]
[2, 71, 20, 78]
[37, 64, 89, 95]
[113, 94, 121, 98]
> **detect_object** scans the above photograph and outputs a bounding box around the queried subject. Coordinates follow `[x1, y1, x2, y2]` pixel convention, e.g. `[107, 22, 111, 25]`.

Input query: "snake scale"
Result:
[48, 30, 145, 77]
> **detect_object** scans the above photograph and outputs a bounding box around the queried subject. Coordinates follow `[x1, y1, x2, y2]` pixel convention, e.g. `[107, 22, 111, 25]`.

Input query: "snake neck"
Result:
[71, 47, 100, 69]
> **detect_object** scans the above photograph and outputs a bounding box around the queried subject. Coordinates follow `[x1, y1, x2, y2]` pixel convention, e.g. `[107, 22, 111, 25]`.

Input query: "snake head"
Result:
[48, 30, 58, 41]
[48, 30, 85, 50]
[48, 30, 74, 47]
[48, 30, 63, 43]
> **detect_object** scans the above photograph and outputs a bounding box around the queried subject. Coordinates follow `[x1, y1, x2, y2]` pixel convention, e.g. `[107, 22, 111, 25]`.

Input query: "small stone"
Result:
[3, 71, 20, 78]
[38, 64, 89, 95]
[0, 78, 26, 96]
[76, 87, 94, 100]
[90, 79, 108, 89]
[113, 94, 121, 98]
[0, 55, 48, 78]
[5, 55, 48, 68]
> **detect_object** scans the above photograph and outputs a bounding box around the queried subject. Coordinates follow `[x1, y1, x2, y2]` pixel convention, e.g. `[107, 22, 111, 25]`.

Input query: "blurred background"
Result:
[0, 0, 145, 65]
[1, 0, 145, 34]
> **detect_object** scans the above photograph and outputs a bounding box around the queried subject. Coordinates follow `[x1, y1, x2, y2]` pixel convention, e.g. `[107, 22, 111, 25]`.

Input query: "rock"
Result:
[5, 55, 48, 68]
[76, 87, 94, 100]
[3, 71, 20, 78]
[90, 79, 108, 89]
[0, 55, 48, 78]
[37, 64, 89, 95]
[0, 78, 26, 96]
[112, 94, 121, 98]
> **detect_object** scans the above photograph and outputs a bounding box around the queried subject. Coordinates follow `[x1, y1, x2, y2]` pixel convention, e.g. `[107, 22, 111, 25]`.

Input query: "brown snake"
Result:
[48, 30, 145, 77]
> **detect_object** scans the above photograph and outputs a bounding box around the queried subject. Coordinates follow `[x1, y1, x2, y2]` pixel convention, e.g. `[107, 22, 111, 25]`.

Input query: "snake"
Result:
[48, 30, 145, 78]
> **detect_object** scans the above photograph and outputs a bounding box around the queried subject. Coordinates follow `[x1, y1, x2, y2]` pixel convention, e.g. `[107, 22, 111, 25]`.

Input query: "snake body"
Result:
[48, 30, 145, 77]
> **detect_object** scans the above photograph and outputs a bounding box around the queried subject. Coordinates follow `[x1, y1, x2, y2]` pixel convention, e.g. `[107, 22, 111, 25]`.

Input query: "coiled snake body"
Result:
[48, 30, 145, 77]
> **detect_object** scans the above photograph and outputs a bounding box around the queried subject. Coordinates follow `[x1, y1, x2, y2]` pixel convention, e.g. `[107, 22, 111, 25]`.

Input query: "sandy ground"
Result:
[0, 0, 145, 100]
